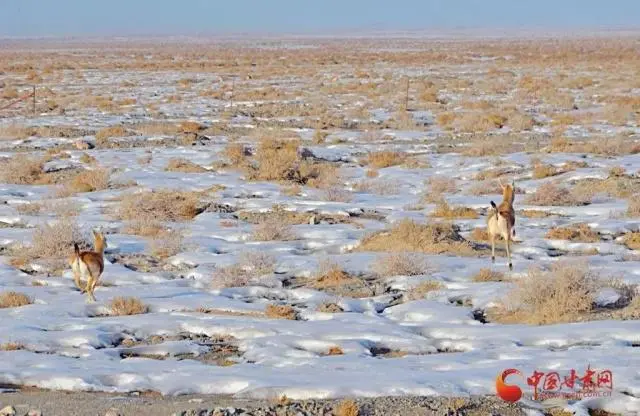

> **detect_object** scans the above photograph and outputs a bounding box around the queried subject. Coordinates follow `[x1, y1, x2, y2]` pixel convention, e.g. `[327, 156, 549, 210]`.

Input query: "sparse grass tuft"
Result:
[57, 168, 111, 196]
[431, 201, 478, 219]
[359, 219, 476, 256]
[0, 291, 32, 308]
[165, 158, 208, 173]
[29, 218, 86, 259]
[0, 154, 44, 184]
[95, 125, 127, 145]
[525, 182, 589, 206]
[312, 260, 355, 289]
[627, 195, 640, 218]
[371, 252, 431, 277]
[623, 232, 640, 250]
[251, 216, 295, 241]
[472, 268, 506, 282]
[109, 297, 148, 316]
[546, 224, 599, 242]
[212, 251, 276, 289]
[148, 229, 184, 258]
[0, 342, 24, 351]
[405, 280, 445, 301]
[366, 151, 406, 169]
[117, 190, 200, 222]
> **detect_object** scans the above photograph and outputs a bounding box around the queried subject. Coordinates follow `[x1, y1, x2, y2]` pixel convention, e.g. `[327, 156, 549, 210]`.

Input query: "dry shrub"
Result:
[118, 190, 200, 222]
[334, 399, 359, 416]
[427, 176, 456, 194]
[29, 218, 85, 259]
[624, 233, 640, 250]
[489, 261, 600, 325]
[110, 297, 148, 316]
[525, 183, 589, 206]
[405, 280, 445, 301]
[322, 186, 353, 202]
[454, 112, 507, 133]
[608, 166, 627, 178]
[507, 112, 535, 131]
[0, 291, 32, 308]
[317, 302, 344, 313]
[431, 201, 478, 219]
[165, 158, 208, 173]
[366, 151, 406, 169]
[95, 125, 127, 144]
[532, 163, 559, 179]
[265, 304, 297, 320]
[371, 252, 431, 277]
[123, 216, 165, 237]
[251, 216, 296, 241]
[472, 268, 506, 282]
[57, 168, 111, 196]
[312, 260, 355, 289]
[469, 227, 490, 242]
[0, 342, 24, 351]
[545, 224, 599, 242]
[359, 219, 476, 256]
[212, 251, 276, 289]
[352, 178, 401, 196]
[520, 209, 554, 218]
[249, 137, 299, 181]
[0, 154, 44, 184]
[222, 142, 248, 165]
[325, 346, 344, 356]
[179, 121, 203, 133]
[148, 229, 184, 258]
[571, 176, 640, 201]
[366, 169, 379, 178]
[628, 195, 640, 217]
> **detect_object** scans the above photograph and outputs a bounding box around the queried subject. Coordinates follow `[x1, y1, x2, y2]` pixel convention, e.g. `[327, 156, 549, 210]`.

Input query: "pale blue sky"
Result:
[1, 0, 639, 37]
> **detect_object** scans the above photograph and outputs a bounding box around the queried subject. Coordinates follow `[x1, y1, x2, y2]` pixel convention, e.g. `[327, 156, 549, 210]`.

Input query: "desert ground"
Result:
[0, 33, 638, 415]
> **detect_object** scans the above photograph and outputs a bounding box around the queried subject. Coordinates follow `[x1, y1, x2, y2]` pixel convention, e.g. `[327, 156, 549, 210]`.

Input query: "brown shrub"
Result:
[325, 346, 344, 356]
[312, 260, 355, 289]
[317, 302, 344, 313]
[179, 121, 204, 133]
[212, 251, 276, 289]
[110, 297, 148, 316]
[0, 291, 32, 308]
[624, 233, 640, 250]
[265, 304, 297, 320]
[359, 219, 476, 256]
[366, 151, 406, 169]
[95, 125, 127, 144]
[249, 137, 299, 181]
[334, 399, 359, 416]
[322, 186, 353, 202]
[148, 229, 184, 258]
[117, 190, 200, 222]
[405, 280, 445, 301]
[0, 342, 24, 351]
[0, 154, 44, 184]
[251, 216, 295, 241]
[545, 224, 599, 242]
[532, 163, 559, 179]
[472, 268, 506, 282]
[427, 176, 457, 195]
[222, 143, 248, 165]
[489, 261, 600, 325]
[371, 252, 431, 277]
[29, 218, 86, 259]
[525, 183, 589, 206]
[431, 201, 478, 219]
[165, 158, 208, 173]
[57, 168, 111, 196]
[628, 195, 640, 217]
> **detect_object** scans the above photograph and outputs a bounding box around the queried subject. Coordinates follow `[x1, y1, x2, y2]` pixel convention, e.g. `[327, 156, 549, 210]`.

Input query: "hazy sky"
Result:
[1, 0, 639, 37]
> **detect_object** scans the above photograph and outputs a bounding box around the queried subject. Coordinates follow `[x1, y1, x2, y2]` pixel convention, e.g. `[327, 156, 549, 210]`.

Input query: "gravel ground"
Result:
[0, 390, 531, 416]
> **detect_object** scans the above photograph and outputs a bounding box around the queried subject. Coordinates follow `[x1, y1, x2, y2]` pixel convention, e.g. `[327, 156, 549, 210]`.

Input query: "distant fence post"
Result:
[404, 77, 410, 111]
[32, 85, 36, 116]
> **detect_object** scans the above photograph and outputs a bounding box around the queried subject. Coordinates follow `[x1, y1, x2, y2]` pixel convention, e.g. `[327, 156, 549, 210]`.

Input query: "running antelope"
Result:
[487, 180, 516, 270]
[68, 230, 106, 302]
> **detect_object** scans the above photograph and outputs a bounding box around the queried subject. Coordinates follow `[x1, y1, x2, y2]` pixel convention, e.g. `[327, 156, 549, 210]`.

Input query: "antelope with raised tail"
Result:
[487, 179, 516, 270]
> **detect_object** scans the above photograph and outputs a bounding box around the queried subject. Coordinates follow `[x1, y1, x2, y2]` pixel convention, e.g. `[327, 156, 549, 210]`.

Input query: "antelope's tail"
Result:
[74, 243, 80, 256]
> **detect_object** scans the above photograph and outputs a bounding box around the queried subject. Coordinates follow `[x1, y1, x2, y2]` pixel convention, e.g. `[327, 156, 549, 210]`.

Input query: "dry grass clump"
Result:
[519, 209, 554, 218]
[431, 201, 478, 219]
[0, 291, 32, 309]
[222, 142, 249, 165]
[371, 252, 431, 277]
[571, 176, 640, 201]
[489, 261, 600, 325]
[0, 342, 24, 351]
[334, 399, 360, 416]
[472, 268, 506, 282]
[525, 182, 589, 206]
[117, 190, 200, 222]
[0, 154, 44, 184]
[623, 233, 640, 250]
[608, 166, 627, 177]
[56, 168, 111, 196]
[469, 227, 490, 242]
[312, 260, 356, 289]
[324, 346, 344, 356]
[359, 219, 476, 256]
[109, 297, 148, 316]
[366, 151, 407, 169]
[628, 195, 640, 217]
[427, 176, 457, 195]
[247, 137, 299, 181]
[148, 229, 184, 258]
[317, 302, 344, 313]
[212, 251, 276, 289]
[165, 158, 208, 173]
[250, 216, 296, 241]
[405, 280, 445, 301]
[545, 224, 599, 242]
[29, 218, 85, 259]
[322, 186, 353, 202]
[532, 163, 559, 179]
[95, 125, 128, 144]
[265, 304, 298, 320]
[352, 178, 401, 196]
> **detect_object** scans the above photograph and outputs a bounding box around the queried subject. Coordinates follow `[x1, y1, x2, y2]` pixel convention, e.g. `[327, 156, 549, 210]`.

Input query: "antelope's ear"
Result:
[498, 178, 505, 190]
[92, 229, 98, 237]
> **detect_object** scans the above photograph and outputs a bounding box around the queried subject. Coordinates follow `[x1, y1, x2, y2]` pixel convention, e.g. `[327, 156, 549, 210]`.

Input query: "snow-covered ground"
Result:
[0, 37, 639, 415]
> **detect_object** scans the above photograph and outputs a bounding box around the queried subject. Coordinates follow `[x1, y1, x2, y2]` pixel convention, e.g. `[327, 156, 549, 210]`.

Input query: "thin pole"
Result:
[404, 77, 410, 111]
[32, 85, 36, 116]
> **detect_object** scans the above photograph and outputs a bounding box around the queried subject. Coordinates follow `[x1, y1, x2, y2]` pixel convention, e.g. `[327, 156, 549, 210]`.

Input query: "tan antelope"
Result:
[487, 180, 516, 270]
[68, 230, 106, 302]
